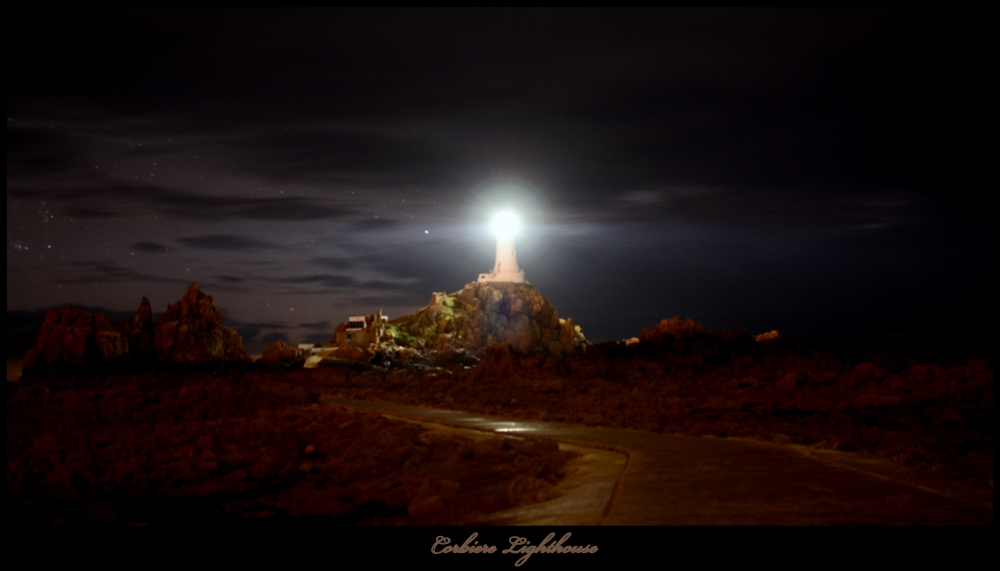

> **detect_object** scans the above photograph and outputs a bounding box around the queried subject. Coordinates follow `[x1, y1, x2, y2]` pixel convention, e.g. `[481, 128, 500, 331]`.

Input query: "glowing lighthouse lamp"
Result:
[478, 210, 526, 283]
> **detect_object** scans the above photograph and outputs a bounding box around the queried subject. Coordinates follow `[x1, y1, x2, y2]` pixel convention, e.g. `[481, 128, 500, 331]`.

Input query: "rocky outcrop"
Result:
[755, 330, 782, 343]
[115, 297, 155, 364]
[21, 298, 157, 378]
[22, 307, 124, 377]
[387, 282, 587, 358]
[329, 344, 375, 363]
[630, 316, 763, 365]
[259, 340, 303, 363]
[154, 283, 250, 365]
[639, 317, 708, 341]
[22, 287, 249, 376]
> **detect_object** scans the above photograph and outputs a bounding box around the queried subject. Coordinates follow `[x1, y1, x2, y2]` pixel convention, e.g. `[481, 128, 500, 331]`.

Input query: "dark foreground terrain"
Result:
[8, 314, 993, 525]
[7, 369, 574, 525]
[291, 320, 993, 491]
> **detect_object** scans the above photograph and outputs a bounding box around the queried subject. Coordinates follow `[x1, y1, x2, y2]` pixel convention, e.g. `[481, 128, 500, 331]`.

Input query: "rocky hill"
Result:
[386, 282, 587, 358]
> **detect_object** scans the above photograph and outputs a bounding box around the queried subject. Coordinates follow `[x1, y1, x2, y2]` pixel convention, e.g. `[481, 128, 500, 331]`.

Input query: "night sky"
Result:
[7, 8, 990, 353]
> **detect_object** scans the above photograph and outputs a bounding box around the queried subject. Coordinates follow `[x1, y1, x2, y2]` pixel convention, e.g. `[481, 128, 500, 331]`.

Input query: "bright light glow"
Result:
[491, 211, 520, 240]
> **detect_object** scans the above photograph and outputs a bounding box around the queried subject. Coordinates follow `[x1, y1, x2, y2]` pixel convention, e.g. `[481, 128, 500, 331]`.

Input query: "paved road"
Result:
[321, 396, 993, 525]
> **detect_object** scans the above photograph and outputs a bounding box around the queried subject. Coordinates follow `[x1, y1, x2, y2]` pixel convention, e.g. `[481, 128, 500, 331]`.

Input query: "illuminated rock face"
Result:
[387, 282, 587, 357]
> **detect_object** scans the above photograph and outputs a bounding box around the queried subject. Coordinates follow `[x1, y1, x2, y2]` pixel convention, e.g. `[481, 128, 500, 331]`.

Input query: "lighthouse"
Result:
[478, 211, 526, 283]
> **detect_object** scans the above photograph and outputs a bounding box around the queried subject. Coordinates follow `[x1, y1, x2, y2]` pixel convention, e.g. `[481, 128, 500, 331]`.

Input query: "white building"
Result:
[478, 211, 526, 283]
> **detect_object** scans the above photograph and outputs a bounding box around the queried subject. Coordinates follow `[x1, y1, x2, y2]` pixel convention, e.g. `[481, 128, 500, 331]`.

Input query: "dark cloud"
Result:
[145, 189, 357, 222]
[13, 177, 357, 222]
[351, 217, 404, 231]
[299, 320, 333, 331]
[353, 239, 485, 290]
[591, 187, 930, 231]
[355, 252, 440, 280]
[177, 235, 278, 252]
[234, 325, 263, 345]
[53, 263, 188, 286]
[256, 332, 288, 347]
[302, 333, 332, 345]
[237, 198, 354, 221]
[361, 280, 415, 291]
[233, 127, 448, 185]
[278, 274, 356, 289]
[215, 275, 245, 283]
[63, 207, 125, 219]
[225, 319, 291, 331]
[309, 256, 356, 271]
[223, 318, 291, 351]
[131, 242, 172, 253]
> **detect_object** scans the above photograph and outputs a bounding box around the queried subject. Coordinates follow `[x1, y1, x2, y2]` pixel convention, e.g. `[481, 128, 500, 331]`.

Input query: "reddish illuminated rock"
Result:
[154, 283, 250, 365]
[467, 343, 565, 383]
[755, 330, 782, 342]
[22, 290, 247, 376]
[639, 316, 708, 341]
[115, 297, 155, 364]
[331, 344, 374, 363]
[260, 340, 301, 363]
[23, 306, 120, 376]
[21, 305, 142, 378]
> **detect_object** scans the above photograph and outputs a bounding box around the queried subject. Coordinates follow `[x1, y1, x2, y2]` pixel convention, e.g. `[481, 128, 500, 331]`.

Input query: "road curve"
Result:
[320, 396, 992, 525]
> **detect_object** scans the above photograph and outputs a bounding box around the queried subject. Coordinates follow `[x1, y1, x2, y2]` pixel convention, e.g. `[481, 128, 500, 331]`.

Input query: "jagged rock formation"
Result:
[22, 307, 125, 377]
[119, 297, 156, 363]
[154, 283, 250, 365]
[21, 298, 154, 378]
[22, 286, 250, 376]
[386, 282, 587, 358]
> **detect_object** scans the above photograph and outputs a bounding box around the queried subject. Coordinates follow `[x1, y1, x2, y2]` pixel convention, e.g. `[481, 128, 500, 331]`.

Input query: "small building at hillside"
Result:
[330, 309, 388, 347]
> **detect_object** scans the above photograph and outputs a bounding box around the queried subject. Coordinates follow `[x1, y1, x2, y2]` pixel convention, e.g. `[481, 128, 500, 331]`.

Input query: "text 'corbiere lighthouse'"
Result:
[478, 211, 526, 284]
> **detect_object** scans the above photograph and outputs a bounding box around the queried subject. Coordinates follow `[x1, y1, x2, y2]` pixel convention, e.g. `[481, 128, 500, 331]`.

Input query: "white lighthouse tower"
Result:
[478, 211, 526, 283]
